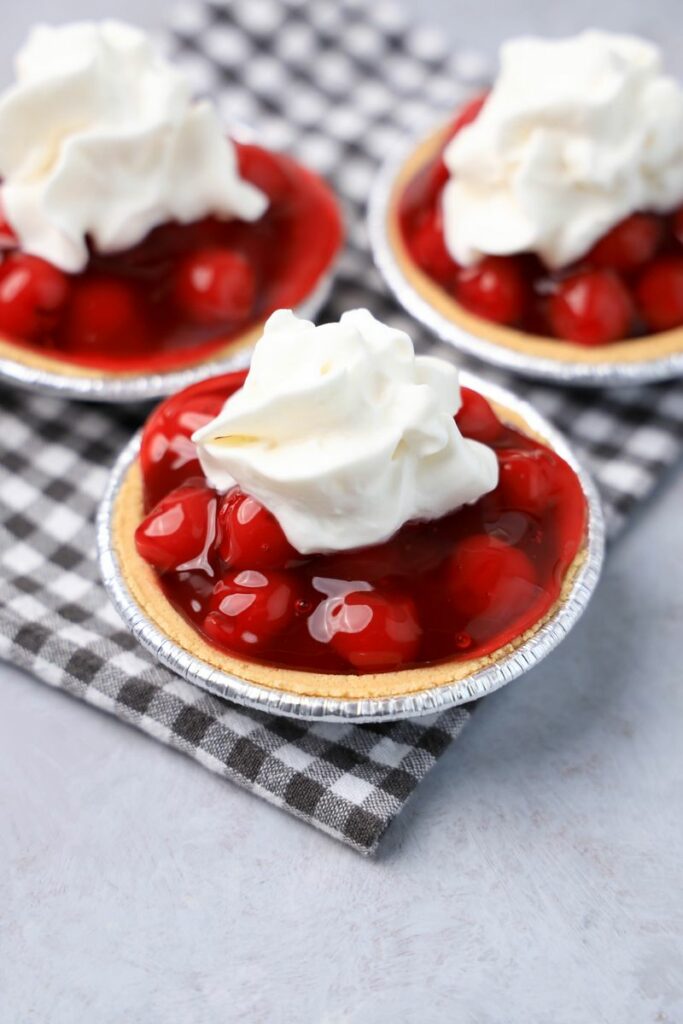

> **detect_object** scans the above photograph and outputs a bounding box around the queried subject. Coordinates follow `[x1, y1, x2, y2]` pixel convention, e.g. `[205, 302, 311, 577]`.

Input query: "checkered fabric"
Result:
[1, 0, 683, 854]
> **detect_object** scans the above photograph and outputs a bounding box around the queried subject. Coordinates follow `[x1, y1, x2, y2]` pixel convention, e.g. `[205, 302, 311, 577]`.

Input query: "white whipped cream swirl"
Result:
[442, 31, 683, 269]
[0, 21, 267, 273]
[194, 309, 499, 555]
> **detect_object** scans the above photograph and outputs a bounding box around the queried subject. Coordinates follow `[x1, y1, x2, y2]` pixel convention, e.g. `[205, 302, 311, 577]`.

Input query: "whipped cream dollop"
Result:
[442, 31, 683, 269]
[194, 309, 499, 555]
[0, 21, 267, 272]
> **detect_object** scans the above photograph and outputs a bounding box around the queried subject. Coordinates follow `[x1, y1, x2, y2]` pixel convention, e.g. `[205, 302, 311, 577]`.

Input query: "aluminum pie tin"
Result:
[368, 127, 683, 388]
[97, 370, 605, 723]
[0, 270, 333, 404]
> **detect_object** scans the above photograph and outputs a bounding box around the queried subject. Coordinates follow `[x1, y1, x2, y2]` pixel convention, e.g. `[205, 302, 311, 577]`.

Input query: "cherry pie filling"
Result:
[0, 144, 342, 372]
[132, 373, 587, 675]
[398, 95, 683, 346]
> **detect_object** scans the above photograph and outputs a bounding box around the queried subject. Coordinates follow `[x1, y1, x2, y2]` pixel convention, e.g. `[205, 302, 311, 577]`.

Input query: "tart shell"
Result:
[98, 373, 605, 720]
[370, 124, 683, 386]
[0, 271, 333, 403]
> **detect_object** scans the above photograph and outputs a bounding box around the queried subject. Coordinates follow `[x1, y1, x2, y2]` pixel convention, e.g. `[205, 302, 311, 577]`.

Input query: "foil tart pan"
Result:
[0, 270, 333, 404]
[97, 370, 605, 723]
[368, 129, 683, 388]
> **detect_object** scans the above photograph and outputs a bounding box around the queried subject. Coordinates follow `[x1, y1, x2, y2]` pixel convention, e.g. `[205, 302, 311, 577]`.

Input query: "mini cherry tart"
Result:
[133, 373, 587, 675]
[0, 143, 342, 371]
[398, 95, 683, 344]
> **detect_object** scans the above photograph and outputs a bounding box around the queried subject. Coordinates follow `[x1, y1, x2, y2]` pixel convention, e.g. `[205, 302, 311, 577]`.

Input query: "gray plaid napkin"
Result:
[1, 0, 683, 854]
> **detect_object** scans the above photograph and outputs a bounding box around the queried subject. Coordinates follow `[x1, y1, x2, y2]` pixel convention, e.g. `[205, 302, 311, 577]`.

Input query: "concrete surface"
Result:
[2, 2, 683, 1023]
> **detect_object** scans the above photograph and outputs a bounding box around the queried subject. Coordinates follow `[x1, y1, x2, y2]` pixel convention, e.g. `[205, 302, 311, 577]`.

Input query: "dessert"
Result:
[108, 309, 591, 702]
[0, 22, 341, 385]
[381, 32, 683, 375]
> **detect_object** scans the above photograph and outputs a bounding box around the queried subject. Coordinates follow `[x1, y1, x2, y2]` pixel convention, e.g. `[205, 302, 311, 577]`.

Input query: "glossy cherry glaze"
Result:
[134, 373, 587, 675]
[398, 94, 683, 344]
[0, 144, 342, 371]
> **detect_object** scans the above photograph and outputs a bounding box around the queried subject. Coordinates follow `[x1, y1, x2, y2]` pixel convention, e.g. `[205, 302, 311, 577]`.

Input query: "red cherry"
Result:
[203, 569, 300, 653]
[139, 373, 245, 511]
[140, 394, 223, 511]
[422, 154, 450, 203]
[175, 247, 255, 326]
[237, 143, 294, 205]
[635, 257, 683, 331]
[548, 270, 633, 345]
[323, 589, 422, 671]
[0, 253, 69, 341]
[0, 205, 17, 248]
[135, 483, 219, 574]
[672, 206, 683, 245]
[447, 93, 488, 139]
[587, 213, 662, 271]
[218, 490, 298, 569]
[455, 256, 528, 326]
[455, 387, 501, 444]
[63, 277, 148, 354]
[445, 534, 537, 624]
[496, 448, 568, 517]
[400, 148, 449, 225]
[409, 206, 458, 283]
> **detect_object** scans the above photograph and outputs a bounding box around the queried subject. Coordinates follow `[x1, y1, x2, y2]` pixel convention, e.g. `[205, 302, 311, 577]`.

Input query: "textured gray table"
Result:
[2, 3, 683, 1023]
